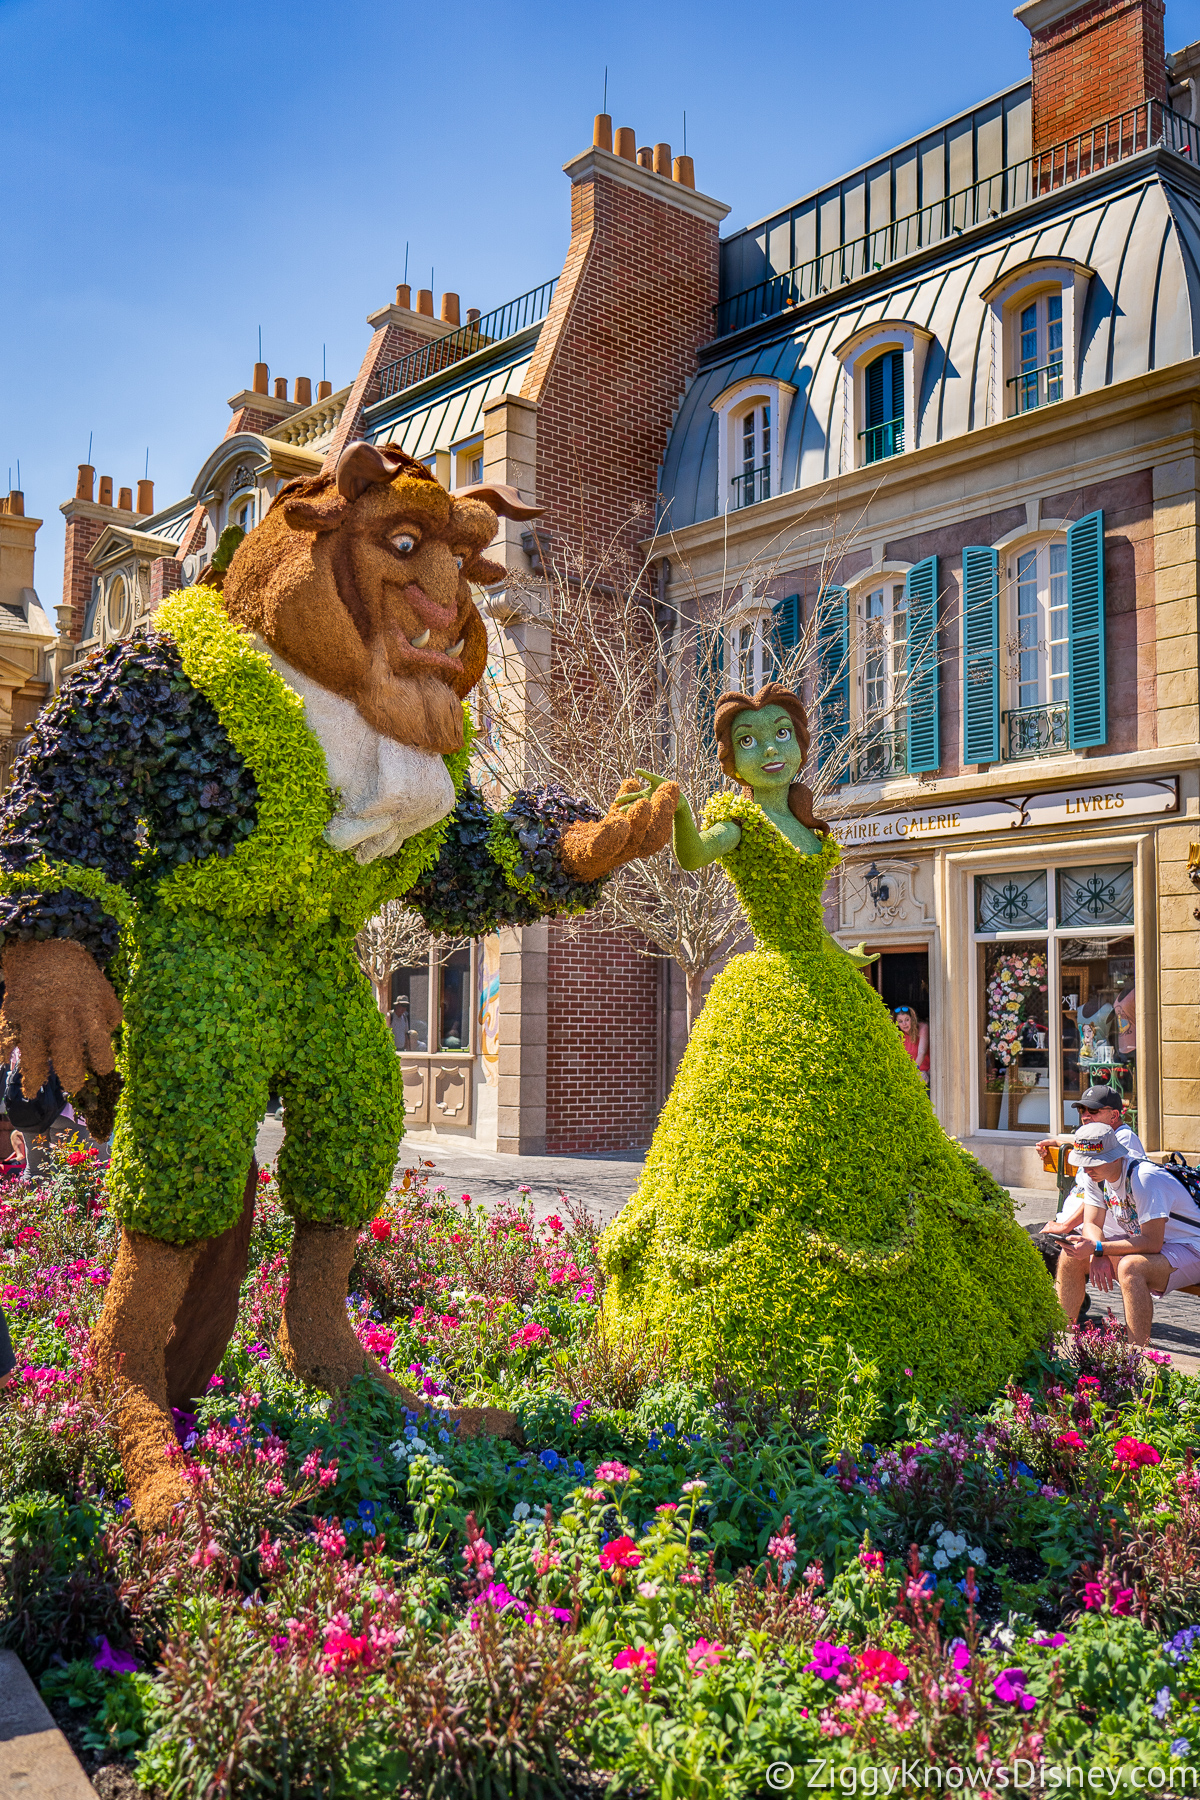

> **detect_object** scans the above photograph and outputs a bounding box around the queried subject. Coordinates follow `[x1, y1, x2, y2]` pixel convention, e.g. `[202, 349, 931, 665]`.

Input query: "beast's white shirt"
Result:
[256, 642, 456, 865]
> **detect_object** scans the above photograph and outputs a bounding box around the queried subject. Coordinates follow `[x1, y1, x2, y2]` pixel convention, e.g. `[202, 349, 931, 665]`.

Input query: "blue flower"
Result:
[648, 1433, 660, 1450]
[438, 1429, 450, 1443]
[1014, 1461, 1035, 1479]
[664, 1422, 676, 1438]
[539, 1449, 560, 1471]
[768, 1488, 777, 1501]
[1172, 1740, 1191, 1758]
[404, 1424, 418, 1440]
[358, 1501, 376, 1520]
[572, 1460, 586, 1479]
[1153, 1687, 1173, 1721]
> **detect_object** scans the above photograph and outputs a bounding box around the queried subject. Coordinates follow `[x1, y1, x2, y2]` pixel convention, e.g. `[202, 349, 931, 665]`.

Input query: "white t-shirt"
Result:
[1097, 1159, 1200, 1254]
[1058, 1123, 1145, 1217]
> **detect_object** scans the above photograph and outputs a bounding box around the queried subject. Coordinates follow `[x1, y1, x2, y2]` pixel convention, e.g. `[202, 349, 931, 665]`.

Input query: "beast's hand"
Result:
[0, 940, 123, 1096]
[560, 778, 679, 882]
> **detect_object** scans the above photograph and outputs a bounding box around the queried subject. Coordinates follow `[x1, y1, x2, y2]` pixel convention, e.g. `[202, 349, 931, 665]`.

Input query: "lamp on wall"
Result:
[865, 861, 890, 907]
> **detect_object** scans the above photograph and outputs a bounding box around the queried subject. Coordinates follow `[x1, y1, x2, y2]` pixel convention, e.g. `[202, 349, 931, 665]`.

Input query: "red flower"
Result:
[599, 1536, 642, 1572]
[612, 1645, 656, 1691]
[257, 1167, 271, 1185]
[857, 1648, 910, 1685]
[1056, 1430, 1086, 1451]
[369, 1218, 392, 1242]
[1113, 1436, 1160, 1472]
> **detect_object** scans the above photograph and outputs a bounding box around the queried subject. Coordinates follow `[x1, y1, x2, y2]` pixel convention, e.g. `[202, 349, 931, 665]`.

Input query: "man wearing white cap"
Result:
[1055, 1123, 1200, 1344]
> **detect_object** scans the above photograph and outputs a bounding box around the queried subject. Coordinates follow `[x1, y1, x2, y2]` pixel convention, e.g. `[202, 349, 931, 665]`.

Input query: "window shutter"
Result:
[816, 585, 850, 785]
[888, 348, 904, 431]
[865, 357, 884, 429]
[697, 624, 725, 751]
[905, 555, 940, 774]
[962, 545, 1000, 765]
[771, 592, 800, 672]
[1068, 510, 1107, 749]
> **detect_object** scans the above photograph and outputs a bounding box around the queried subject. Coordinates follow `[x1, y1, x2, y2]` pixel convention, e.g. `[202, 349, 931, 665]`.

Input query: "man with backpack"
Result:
[1055, 1123, 1200, 1344]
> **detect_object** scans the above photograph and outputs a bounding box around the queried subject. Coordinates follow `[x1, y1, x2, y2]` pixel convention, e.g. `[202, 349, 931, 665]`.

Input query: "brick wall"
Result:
[545, 913, 660, 1152]
[60, 511, 103, 642]
[322, 318, 446, 473]
[149, 556, 184, 607]
[1023, 0, 1167, 154]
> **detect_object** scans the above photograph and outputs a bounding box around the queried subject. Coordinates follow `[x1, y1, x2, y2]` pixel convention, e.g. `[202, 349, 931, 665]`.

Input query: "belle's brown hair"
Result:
[713, 681, 829, 836]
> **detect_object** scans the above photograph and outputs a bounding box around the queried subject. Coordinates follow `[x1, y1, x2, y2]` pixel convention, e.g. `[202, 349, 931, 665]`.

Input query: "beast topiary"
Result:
[600, 682, 1062, 1406]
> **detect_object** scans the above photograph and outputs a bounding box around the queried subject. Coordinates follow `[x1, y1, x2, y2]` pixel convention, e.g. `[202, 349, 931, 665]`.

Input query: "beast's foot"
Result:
[91, 1228, 204, 1532]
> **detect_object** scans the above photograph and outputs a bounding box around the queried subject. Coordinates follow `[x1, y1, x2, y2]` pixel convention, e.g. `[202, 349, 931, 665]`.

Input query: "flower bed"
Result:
[3, 1142, 1200, 1796]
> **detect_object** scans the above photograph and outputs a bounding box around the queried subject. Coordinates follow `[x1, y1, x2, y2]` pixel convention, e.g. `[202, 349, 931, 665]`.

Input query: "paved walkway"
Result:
[254, 1121, 1200, 1374]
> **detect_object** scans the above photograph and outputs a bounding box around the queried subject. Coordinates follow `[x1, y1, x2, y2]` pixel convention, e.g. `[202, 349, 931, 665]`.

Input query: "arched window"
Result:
[1007, 538, 1070, 754]
[709, 377, 797, 514]
[733, 402, 771, 507]
[862, 350, 904, 463]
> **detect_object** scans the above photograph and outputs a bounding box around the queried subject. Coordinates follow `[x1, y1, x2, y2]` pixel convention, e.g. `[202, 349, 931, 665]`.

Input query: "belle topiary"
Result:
[600, 682, 1062, 1405]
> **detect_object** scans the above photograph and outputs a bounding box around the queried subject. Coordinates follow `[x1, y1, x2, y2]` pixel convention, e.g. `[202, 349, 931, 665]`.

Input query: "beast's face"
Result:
[221, 442, 538, 755]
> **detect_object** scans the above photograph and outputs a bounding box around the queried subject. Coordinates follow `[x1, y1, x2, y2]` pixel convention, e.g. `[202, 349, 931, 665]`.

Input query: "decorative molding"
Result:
[562, 147, 731, 225]
[710, 377, 798, 513]
[838, 857, 932, 932]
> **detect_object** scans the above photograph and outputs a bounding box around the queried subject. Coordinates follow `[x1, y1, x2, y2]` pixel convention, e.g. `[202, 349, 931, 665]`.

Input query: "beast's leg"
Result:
[92, 1229, 204, 1531]
[275, 935, 523, 1445]
[165, 1161, 258, 1411]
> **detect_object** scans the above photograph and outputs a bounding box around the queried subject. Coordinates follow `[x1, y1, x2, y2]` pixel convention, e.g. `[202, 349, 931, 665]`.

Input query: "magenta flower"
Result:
[1113, 1436, 1161, 1472]
[594, 1459, 632, 1484]
[598, 1535, 641, 1572]
[92, 1638, 137, 1675]
[993, 1667, 1036, 1711]
[613, 1644, 657, 1691]
[686, 1638, 725, 1673]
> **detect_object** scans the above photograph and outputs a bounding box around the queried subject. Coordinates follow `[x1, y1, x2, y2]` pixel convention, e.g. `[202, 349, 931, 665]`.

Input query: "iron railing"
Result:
[715, 100, 1200, 337]
[1007, 360, 1065, 413]
[858, 416, 904, 463]
[730, 464, 771, 507]
[376, 279, 559, 402]
[849, 723, 908, 783]
[1004, 700, 1069, 759]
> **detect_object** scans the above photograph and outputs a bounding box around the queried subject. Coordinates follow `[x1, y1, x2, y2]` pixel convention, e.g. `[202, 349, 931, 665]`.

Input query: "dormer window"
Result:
[981, 260, 1092, 423]
[862, 350, 904, 464]
[1012, 292, 1064, 414]
[710, 378, 796, 514]
[832, 322, 932, 473]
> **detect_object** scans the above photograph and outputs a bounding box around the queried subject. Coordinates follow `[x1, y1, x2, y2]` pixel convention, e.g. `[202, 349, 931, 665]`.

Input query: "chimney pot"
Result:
[672, 154, 695, 189]
[136, 478, 154, 515]
[273, 377, 288, 400]
[467, 307, 480, 325]
[294, 376, 312, 406]
[416, 288, 434, 316]
[636, 146, 653, 169]
[6, 491, 23, 518]
[317, 379, 333, 400]
[614, 126, 637, 161]
[440, 291, 461, 326]
[253, 361, 269, 394]
[653, 141, 672, 175]
[396, 282, 412, 308]
[98, 476, 114, 507]
[593, 112, 613, 152]
[118, 487, 134, 512]
[76, 464, 95, 502]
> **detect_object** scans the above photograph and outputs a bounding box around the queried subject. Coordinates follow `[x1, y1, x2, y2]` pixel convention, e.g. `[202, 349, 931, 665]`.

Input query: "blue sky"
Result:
[5, 0, 1200, 594]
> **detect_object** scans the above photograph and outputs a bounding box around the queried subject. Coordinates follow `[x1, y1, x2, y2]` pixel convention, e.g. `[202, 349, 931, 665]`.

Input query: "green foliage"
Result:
[0, 1492, 127, 1675]
[211, 525, 245, 573]
[602, 791, 1062, 1407]
[41, 1661, 159, 1759]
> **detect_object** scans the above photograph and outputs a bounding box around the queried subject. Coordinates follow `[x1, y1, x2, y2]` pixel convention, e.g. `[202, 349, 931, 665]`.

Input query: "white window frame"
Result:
[452, 437, 485, 490]
[844, 560, 912, 784]
[832, 322, 933, 473]
[232, 494, 257, 535]
[991, 519, 1074, 758]
[710, 377, 797, 514]
[722, 587, 778, 692]
[981, 259, 1093, 423]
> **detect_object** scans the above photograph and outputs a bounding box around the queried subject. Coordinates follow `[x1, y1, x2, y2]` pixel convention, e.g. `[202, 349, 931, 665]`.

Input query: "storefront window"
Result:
[1059, 935, 1136, 1130]
[979, 941, 1050, 1132]
[438, 946, 472, 1052]
[974, 860, 1137, 1136]
[390, 962, 429, 1051]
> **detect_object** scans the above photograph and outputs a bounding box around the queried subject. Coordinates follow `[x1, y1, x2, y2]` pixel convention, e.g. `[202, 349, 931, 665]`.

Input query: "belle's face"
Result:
[731, 705, 804, 791]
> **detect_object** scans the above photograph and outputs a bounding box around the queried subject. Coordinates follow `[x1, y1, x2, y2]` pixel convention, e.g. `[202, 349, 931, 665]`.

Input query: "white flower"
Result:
[512, 1502, 531, 1521]
[737, 1645, 755, 1660]
[429, 1395, 453, 1410]
[879, 1472, 890, 1486]
[969, 1547, 987, 1565]
[780, 1560, 796, 1584]
[932, 1549, 949, 1570]
[931, 1523, 946, 1539]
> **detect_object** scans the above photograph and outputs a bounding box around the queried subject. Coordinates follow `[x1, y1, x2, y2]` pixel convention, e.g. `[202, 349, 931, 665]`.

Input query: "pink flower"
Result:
[369, 1218, 392, 1242]
[1077, 1375, 1101, 1392]
[858, 1548, 884, 1575]
[546, 1215, 565, 1235]
[314, 1520, 346, 1561]
[594, 1460, 632, 1484]
[994, 1667, 1036, 1712]
[318, 1462, 339, 1488]
[613, 1645, 657, 1691]
[857, 1648, 909, 1685]
[322, 1629, 373, 1673]
[655, 1503, 679, 1515]
[1143, 1348, 1172, 1366]
[1113, 1436, 1160, 1472]
[599, 1535, 642, 1572]
[769, 1530, 797, 1562]
[53, 1312, 69, 1328]
[687, 1638, 725, 1673]
[1056, 1430, 1086, 1451]
[508, 1321, 552, 1350]
[258, 1532, 286, 1574]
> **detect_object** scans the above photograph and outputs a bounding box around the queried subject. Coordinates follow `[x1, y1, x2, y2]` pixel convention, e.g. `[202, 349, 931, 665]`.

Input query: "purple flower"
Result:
[570, 1400, 592, 1424]
[993, 1667, 1036, 1711]
[804, 1640, 852, 1681]
[93, 1638, 138, 1675]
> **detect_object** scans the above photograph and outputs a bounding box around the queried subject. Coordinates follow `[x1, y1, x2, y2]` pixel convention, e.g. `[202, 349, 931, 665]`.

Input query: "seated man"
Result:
[1037, 1084, 1145, 1236]
[1054, 1123, 1200, 1345]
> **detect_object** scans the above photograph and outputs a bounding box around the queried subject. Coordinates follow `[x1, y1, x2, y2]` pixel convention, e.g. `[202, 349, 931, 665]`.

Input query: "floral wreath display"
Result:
[0, 442, 679, 1529]
[983, 950, 1049, 1070]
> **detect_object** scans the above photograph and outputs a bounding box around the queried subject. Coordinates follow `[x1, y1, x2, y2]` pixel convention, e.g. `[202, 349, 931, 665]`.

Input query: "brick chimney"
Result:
[1016, 0, 1168, 155]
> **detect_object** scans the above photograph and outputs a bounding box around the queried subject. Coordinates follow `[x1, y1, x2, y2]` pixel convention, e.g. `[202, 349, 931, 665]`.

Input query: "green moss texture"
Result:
[600, 793, 1062, 1407]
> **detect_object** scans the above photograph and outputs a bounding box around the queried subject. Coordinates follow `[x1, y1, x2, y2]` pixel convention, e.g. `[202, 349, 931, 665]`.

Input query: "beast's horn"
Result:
[455, 483, 543, 522]
[335, 440, 409, 503]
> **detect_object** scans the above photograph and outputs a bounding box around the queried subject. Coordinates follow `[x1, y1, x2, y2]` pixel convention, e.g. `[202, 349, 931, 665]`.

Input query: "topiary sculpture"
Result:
[600, 682, 1062, 1406]
[0, 442, 678, 1527]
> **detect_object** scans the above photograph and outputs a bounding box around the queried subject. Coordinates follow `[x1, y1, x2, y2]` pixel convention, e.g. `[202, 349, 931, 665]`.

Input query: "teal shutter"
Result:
[1068, 510, 1107, 749]
[816, 585, 850, 784]
[962, 545, 1000, 765]
[697, 625, 725, 751]
[770, 592, 800, 673]
[905, 555, 940, 773]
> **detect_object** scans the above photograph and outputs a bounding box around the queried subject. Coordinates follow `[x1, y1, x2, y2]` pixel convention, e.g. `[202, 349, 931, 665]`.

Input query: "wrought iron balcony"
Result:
[1006, 360, 1064, 414]
[730, 464, 771, 508]
[849, 723, 908, 783]
[1003, 701, 1069, 760]
[858, 416, 904, 463]
[376, 279, 558, 402]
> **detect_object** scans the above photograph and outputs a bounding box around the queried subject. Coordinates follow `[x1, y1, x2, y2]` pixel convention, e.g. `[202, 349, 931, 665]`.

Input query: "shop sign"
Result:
[837, 776, 1177, 847]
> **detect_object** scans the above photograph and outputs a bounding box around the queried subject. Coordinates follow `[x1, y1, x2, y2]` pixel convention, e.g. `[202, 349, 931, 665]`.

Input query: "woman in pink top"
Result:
[894, 1005, 930, 1083]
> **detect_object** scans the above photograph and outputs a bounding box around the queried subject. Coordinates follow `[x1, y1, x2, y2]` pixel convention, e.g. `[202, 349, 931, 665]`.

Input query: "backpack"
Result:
[1158, 1151, 1200, 1224]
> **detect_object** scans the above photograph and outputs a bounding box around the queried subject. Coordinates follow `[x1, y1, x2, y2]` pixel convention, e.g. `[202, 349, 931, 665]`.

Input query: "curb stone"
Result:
[0, 1651, 96, 1798]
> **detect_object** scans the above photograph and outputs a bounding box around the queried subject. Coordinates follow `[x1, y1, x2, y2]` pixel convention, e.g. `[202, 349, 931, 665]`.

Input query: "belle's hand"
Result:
[559, 776, 679, 882]
[614, 769, 678, 808]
